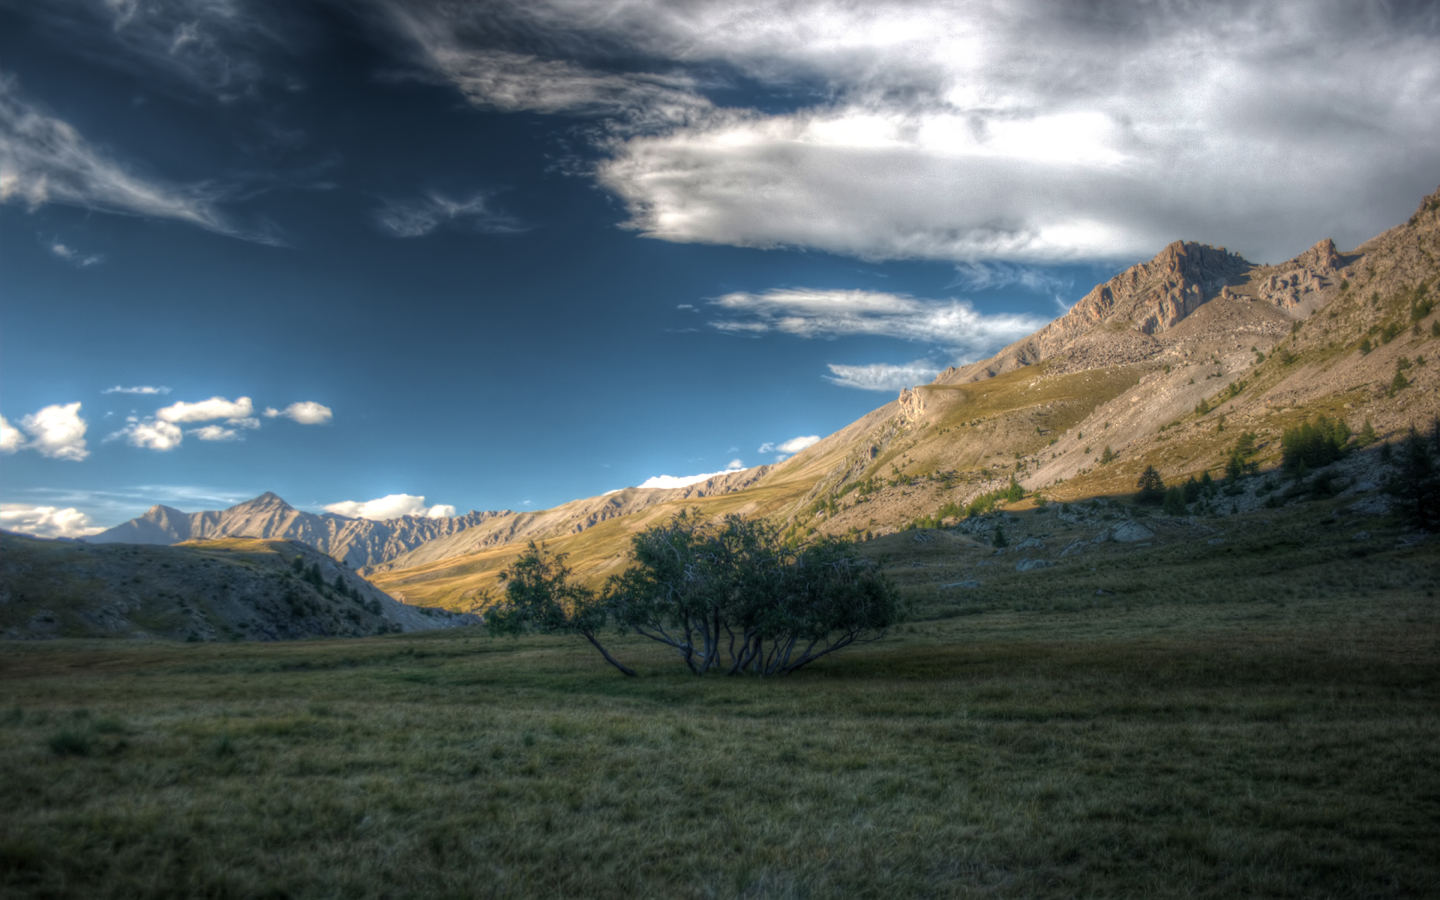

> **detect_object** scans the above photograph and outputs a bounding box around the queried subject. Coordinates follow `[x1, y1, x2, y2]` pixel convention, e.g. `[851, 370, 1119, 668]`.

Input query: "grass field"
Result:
[3, 503, 1439, 898]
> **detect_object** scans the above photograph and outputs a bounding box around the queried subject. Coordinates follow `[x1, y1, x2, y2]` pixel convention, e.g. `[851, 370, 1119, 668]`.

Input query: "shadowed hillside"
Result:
[0, 534, 475, 641]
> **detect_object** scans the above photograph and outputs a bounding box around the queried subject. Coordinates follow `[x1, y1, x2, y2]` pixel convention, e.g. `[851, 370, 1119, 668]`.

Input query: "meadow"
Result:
[3, 500, 1439, 899]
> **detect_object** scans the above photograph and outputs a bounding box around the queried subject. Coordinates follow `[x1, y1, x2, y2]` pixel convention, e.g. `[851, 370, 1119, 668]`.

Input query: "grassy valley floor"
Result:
[2, 505, 1439, 898]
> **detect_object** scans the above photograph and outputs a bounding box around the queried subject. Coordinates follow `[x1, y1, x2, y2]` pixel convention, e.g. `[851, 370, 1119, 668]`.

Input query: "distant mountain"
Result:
[89, 492, 511, 569]
[0, 533, 476, 641]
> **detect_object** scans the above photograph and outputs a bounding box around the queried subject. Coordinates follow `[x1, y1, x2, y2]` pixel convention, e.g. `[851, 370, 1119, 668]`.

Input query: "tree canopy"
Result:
[486, 512, 902, 677]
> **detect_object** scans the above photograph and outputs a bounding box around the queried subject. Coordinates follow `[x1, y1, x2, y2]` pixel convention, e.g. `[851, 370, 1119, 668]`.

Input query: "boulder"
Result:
[1110, 522, 1156, 543]
[1015, 558, 1056, 572]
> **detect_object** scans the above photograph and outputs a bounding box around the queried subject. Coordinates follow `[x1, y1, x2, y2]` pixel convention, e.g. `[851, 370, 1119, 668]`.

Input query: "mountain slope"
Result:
[0, 533, 476, 641]
[90, 492, 513, 569]
[367, 185, 1440, 609]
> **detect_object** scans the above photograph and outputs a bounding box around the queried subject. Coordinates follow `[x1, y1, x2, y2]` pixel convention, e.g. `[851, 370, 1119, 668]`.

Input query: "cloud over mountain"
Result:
[324, 494, 456, 520]
[0, 503, 102, 539]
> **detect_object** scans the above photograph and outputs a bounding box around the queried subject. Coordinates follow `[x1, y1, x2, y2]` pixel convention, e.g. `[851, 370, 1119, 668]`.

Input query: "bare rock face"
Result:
[1253, 238, 1343, 310]
[938, 241, 1252, 385]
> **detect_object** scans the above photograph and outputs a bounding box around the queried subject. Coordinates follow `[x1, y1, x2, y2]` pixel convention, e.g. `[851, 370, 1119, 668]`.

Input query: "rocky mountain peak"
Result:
[226, 492, 295, 513]
[935, 240, 1252, 385]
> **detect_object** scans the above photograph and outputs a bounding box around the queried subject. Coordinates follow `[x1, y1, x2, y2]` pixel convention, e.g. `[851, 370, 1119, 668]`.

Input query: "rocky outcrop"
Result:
[1252, 238, 1343, 310]
[937, 241, 1252, 385]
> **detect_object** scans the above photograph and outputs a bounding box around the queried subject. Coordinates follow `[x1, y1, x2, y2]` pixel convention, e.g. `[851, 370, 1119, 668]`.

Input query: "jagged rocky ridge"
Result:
[90, 492, 512, 569]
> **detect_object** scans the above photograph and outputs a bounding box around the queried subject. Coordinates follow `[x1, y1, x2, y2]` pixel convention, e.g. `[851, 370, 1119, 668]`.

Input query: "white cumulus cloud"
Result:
[0, 504, 102, 539]
[637, 459, 746, 489]
[265, 401, 332, 424]
[323, 494, 456, 520]
[156, 396, 254, 423]
[108, 417, 184, 451]
[0, 415, 23, 454]
[758, 435, 821, 456]
[16, 402, 88, 461]
[188, 424, 240, 442]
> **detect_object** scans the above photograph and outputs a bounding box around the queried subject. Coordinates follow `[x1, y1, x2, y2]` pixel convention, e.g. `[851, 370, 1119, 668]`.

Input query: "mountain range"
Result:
[87, 185, 1440, 611]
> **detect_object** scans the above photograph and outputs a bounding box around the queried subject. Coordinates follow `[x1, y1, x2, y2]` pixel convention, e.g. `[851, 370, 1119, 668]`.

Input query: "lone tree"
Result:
[1136, 466, 1165, 504]
[488, 512, 901, 677]
[487, 542, 638, 676]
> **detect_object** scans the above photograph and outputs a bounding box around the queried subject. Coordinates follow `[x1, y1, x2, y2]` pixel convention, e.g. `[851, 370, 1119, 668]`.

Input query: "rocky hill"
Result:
[89, 492, 512, 569]
[0, 533, 476, 641]
[363, 185, 1440, 609]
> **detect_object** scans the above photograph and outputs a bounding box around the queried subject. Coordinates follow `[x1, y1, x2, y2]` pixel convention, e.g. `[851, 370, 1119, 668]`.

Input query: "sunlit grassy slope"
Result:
[3, 498, 1438, 899]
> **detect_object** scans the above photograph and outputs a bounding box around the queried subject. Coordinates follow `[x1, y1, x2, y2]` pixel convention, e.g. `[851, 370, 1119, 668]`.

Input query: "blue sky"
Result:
[3, 0, 1439, 537]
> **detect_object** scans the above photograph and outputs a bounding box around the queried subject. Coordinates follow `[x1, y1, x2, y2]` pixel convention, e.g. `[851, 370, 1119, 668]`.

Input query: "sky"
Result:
[3, 0, 1439, 538]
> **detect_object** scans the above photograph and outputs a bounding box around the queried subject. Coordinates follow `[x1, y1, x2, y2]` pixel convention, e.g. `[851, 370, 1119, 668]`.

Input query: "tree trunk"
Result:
[580, 630, 638, 677]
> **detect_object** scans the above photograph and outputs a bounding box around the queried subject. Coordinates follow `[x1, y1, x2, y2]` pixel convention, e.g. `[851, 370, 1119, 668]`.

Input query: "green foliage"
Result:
[1162, 486, 1187, 515]
[1359, 338, 1372, 355]
[290, 555, 304, 573]
[992, 524, 1008, 548]
[1099, 446, 1116, 465]
[1410, 284, 1434, 322]
[1182, 476, 1202, 503]
[1136, 466, 1165, 504]
[1280, 416, 1349, 473]
[966, 480, 1023, 518]
[1356, 420, 1378, 448]
[488, 542, 635, 676]
[1431, 320, 1439, 338]
[607, 512, 901, 676]
[305, 563, 323, 588]
[1384, 418, 1440, 530]
[1389, 368, 1410, 397]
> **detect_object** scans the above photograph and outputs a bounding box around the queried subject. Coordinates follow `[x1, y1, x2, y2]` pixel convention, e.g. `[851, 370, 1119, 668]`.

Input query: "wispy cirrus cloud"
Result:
[103, 385, 171, 395]
[824, 361, 941, 392]
[374, 191, 525, 238]
[28, 0, 292, 102]
[710, 288, 1044, 354]
[48, 239, 103, 267]
[0, 76, 280, 243]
